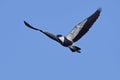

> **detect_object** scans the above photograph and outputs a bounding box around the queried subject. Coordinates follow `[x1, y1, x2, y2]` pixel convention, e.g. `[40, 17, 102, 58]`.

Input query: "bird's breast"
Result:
[58, 37, 73, 47]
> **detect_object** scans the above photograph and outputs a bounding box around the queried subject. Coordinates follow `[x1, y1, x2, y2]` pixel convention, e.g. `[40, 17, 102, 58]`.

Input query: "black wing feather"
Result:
[73, 8, 101, 42]
[24, 21, 59, 42]
[24, 21, 43, 32]
[66, 8, 102, 42]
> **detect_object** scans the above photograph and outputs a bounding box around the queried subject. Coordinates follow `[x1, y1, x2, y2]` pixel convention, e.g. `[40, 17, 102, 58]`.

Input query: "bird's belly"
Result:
[62, 39, 73, 47]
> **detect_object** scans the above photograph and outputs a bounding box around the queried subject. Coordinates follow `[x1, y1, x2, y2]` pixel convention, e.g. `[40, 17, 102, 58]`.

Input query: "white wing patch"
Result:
[66, 19, 88, 41]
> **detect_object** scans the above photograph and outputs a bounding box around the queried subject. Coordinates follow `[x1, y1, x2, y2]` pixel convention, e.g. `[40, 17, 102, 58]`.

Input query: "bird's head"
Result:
[57, 34, 63, 38]
[56, 34, 65, 44]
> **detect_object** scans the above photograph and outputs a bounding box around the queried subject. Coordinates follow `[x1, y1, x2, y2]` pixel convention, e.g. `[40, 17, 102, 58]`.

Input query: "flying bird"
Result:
[24, 8, 102, 53]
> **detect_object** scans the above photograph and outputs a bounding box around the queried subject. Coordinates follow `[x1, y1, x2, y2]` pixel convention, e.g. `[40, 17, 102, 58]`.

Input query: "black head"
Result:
[57, 34, 63, 37]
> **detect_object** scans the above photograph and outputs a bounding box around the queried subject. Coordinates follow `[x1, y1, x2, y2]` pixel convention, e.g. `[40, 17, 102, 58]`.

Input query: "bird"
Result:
[24, 8, 102, 53]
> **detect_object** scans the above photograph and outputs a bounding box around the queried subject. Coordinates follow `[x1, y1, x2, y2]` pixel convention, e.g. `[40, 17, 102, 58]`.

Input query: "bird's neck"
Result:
[58, 36, 65, 43]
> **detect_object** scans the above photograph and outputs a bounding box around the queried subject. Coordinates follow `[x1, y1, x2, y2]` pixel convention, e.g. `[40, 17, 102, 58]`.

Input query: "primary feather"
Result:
[66, 8, 101, 42]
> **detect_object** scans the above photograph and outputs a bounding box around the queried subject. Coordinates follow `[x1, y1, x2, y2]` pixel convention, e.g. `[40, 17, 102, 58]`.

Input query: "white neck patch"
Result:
[58, 36, 65, 42]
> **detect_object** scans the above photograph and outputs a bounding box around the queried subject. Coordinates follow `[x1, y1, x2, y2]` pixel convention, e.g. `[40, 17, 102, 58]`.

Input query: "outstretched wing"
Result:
[24, 21, 44, 32]
[66, 8, 102, 42]
[24, 21, 59, 42]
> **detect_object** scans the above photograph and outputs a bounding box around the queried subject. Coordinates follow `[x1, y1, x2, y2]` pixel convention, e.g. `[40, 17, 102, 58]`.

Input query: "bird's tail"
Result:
[69, 46, 81, 53]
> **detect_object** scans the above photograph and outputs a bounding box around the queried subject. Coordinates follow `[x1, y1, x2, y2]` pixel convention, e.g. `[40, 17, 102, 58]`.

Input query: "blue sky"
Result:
[0, 0, 120, 80]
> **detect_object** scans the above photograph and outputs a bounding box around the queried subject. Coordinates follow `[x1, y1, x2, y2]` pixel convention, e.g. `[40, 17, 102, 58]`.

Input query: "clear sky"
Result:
[0, 0, 120, 80]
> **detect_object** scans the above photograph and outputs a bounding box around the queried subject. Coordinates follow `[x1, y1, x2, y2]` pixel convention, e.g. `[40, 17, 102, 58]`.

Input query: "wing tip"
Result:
[24, 21, 29, 26]
[24, 21, 44, 32]
[23, 21, 35, 29]
[97, 8, 102, 12]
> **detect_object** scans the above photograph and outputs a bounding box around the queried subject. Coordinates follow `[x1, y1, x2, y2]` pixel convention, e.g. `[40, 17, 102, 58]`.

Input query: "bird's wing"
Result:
[24, 21, 44, 32]
[24, 21, 59, 42]
[66, 8, 102, 42]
